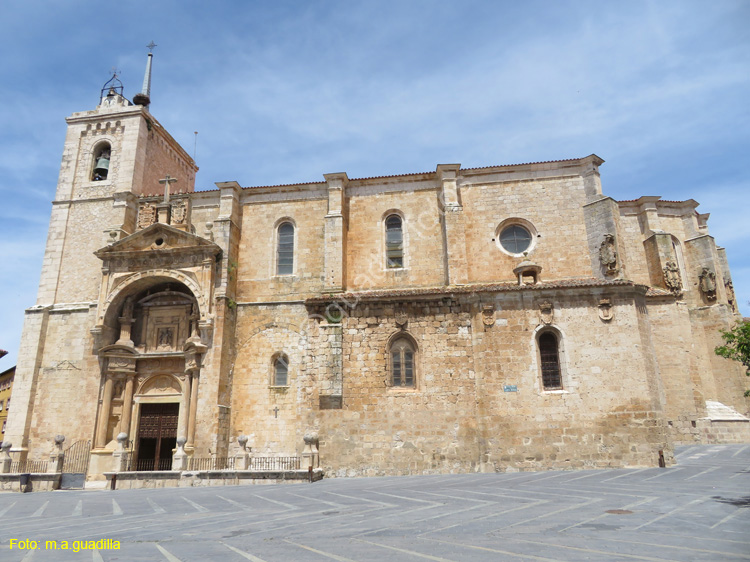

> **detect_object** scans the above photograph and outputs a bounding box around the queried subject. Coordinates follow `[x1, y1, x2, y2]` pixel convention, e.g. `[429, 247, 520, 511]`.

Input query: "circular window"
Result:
[495, 219, 538, 256]
[499, 224, 532, 254]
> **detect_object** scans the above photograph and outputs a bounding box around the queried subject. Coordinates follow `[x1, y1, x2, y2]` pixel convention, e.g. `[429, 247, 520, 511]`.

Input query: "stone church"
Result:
[6, 53, 749, 484]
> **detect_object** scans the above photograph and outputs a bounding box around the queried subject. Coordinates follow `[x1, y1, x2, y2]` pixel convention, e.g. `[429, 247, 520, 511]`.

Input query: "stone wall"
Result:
[346, 185, 445, 290]
[302, 285, 673, 477]
[462, 176, 591, 283]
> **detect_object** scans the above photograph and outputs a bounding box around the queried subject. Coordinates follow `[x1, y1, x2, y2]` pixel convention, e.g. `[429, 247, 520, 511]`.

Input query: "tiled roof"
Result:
[194, 156, 595, 192]
[306, 278, 641, 304]
[461, 157, 589, 172]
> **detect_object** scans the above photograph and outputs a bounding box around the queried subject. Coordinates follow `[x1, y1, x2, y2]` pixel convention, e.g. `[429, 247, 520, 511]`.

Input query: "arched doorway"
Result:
[132, 374, 183, 471]
[95, 281, 207, 467]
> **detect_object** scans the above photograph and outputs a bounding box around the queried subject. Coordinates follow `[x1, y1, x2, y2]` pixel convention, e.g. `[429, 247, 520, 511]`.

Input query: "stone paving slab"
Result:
[0, 444, 748, 561]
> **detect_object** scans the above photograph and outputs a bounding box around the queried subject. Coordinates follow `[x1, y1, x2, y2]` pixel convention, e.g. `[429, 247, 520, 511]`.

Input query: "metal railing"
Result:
[187, 457, 236, 471]
[128, 457, 172, 471]
[122, 455, 303, 472]
[9, 460, 48, 473]
[250, 456, 301, 471]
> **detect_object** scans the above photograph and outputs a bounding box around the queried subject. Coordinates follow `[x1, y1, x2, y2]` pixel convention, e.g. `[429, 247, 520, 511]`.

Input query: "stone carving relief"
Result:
[171, 199, 188, 225]
[598, 298, 614, 322]
[156, 327, 175, 350]
[107, 356, 136, 373]
[139, 375, 181, 395]
[394, 308, 408, 328]
[698, 267, 717, 301]
[538, 301, 554, 325]
[725, 280, 737, 312]
[482, 305, 495, 328]
[137, 202, 157, 230]
[598, 234, 618, 274]
[662, 260, 683, 296]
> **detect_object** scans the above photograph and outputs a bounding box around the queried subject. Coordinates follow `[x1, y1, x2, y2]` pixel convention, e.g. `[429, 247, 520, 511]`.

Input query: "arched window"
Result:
[385, 214, 403, 268]
[276, 222, 294, 275]
[538, 332, 562, 390]
[273, 355, 289, 386]
[390, 337, 416, 387]
[92, 143, 111, 181]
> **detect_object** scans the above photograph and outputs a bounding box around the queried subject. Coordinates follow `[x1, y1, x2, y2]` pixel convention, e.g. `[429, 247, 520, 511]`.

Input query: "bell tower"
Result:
[6, 45, 198, 461]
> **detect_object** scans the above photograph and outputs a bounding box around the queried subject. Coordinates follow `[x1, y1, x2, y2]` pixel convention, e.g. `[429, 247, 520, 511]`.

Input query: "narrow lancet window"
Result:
[390, 338, 415, 387]
[277, 222, 294, 275]
[539, 332, 562, 389]
[274, 356, 288, 386]
[385, 215, 403, 268]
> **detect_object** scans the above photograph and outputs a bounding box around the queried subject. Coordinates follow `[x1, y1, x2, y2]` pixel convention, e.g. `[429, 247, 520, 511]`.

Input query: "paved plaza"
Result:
[0, 444, 748, 561]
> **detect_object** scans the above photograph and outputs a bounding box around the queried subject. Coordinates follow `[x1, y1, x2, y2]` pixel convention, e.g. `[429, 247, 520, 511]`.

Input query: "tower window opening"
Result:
[92, 144, 111, 181]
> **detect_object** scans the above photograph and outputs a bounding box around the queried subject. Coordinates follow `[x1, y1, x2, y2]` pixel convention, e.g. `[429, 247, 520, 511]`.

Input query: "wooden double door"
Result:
[135, 403, 179, 471]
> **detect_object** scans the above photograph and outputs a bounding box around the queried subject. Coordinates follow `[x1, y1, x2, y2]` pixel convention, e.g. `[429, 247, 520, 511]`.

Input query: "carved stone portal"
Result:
[538, 301, 554, 325]
[599, 233, 618, 274]
[663, 260, 683, 296]
[699, 267, 717, 300]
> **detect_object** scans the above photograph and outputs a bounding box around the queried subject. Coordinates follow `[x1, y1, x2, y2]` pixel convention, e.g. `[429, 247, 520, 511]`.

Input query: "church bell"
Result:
[94, 155, 110, 177]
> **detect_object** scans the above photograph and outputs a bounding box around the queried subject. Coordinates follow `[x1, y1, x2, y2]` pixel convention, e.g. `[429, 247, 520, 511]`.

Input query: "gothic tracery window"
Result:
[390, 337, 416, 387]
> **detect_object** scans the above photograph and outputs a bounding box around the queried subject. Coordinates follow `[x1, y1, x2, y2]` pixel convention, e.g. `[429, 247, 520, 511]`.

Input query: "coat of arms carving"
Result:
[538, 301, 554, 325]
[598, 298, 614, 321]
[482, 305, 495, 328]
[394, 308, 408, 328]
[662, 260, 682, 296]
[698, 267, 717, 300]
[171, 199, 188, 225]
[137, 202, 157, 230]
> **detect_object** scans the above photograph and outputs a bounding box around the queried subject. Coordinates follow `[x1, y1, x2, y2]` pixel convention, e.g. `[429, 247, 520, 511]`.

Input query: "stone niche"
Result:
[132, 287, 194, 353]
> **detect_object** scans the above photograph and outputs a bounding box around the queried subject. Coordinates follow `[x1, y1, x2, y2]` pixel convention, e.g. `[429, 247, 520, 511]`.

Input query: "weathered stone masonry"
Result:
[5, 78, 749, 485]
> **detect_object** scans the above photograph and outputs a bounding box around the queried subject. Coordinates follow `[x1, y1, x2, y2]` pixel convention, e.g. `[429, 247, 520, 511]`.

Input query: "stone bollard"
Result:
[235, 435, 251, 470]
[112, 433, 130, 472]
[48, 435, 65, 473]
[172, 437, 188, 471]
[302, 432, 319, 470]
[0, 443, 12, 474]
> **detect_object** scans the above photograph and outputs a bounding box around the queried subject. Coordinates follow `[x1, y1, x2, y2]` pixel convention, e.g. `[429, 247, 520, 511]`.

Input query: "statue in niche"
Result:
[725, 280, 737, 312]
[138, 202, 157, 230]
[121, 296, 134, 320]
[698, 267, 717, 300]
[663, 261, 683, 295]
[157, 327, 174, 350]
[598, 234, 618, 274]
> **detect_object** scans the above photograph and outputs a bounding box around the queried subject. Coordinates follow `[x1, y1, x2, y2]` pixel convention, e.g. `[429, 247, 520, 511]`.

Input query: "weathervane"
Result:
[147, 41, 157, 53]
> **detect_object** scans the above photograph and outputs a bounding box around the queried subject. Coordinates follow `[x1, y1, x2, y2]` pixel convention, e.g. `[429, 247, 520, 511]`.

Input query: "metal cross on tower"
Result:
[158, 175, 178, 204]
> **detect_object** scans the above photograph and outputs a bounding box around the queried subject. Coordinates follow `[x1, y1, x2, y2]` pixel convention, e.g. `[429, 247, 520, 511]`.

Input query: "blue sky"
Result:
[1, 0, 748, 369]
